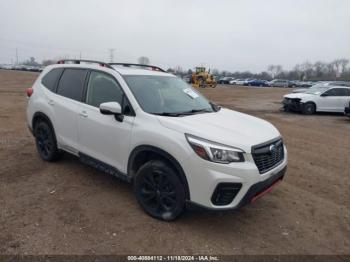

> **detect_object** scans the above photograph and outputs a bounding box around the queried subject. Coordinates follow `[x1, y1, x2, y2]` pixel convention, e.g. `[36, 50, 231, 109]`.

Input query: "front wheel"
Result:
[302, 102, 316, 115]
[134, 160, 186, 221]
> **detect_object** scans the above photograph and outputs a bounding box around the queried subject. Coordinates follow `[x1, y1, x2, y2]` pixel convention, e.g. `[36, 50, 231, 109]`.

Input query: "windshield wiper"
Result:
[151, 112, 185, 117]
[210, 102, 221, 112]
[187, 109, 213, 114]
[151, 109, 212, 117]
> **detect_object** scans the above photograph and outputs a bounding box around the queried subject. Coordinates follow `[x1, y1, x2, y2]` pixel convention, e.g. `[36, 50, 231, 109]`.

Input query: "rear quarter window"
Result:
[41, 68, 63, 92]
[56, 69, 87, 102]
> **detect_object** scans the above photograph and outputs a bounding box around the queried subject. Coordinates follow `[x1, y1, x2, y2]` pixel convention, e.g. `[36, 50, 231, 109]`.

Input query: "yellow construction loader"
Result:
[190, 67, 217, 88]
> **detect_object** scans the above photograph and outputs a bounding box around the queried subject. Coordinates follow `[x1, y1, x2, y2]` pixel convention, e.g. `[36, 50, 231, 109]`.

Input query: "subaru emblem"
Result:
[269, 144, 276, 153]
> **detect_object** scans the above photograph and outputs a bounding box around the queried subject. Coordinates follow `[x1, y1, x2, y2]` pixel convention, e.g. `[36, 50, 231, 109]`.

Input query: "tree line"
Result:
[168, 58, 350, 81]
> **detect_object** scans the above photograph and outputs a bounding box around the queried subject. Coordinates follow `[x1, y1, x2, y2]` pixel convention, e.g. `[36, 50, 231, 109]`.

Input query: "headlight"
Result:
[185, 134, 244, 163]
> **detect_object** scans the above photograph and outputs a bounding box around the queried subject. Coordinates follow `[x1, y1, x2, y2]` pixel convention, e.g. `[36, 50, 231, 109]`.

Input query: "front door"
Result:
[318, 88, 346, 112]
[77, 70, 134, 173]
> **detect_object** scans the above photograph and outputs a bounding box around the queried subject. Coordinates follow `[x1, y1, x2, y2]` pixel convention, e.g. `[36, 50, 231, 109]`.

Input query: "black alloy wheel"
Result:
[34, 121, 62, 161]
[134, 160, 185, 221]
[302, 102, 316, 115]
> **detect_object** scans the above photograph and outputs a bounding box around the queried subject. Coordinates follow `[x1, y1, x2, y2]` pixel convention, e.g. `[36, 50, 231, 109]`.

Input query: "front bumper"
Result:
[235, 165, 286, 209]
[189, 165, 287, 211]
[282, 98, 303, 112]
[184, 146, 288, 209]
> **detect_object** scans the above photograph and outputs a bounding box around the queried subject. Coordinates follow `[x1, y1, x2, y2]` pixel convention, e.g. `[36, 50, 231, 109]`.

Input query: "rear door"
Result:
[51, 68, 87, 153]
[339, 88, 350, 112]
[77, 70, 135, 173]
[317, 88, 344, 112]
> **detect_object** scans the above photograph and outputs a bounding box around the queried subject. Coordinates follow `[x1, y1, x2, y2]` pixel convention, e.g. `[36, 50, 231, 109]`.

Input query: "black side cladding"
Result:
[79, 152, 131, 182]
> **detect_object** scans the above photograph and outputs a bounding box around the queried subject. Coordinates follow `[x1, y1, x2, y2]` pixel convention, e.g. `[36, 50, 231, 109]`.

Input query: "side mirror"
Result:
[100, 102, 124, 122]
[320, 93, 329, 97]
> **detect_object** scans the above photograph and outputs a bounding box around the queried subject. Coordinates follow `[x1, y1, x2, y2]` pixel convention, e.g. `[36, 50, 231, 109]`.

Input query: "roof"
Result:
[111, 65, 172, 76]
[45, 61, 174, 77]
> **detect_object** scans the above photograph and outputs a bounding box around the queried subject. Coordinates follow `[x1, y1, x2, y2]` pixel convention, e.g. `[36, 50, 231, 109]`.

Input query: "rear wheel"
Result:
[34, 121, 62, 161]
[302, 102, 316, 115]
[134, 160, 185, 221]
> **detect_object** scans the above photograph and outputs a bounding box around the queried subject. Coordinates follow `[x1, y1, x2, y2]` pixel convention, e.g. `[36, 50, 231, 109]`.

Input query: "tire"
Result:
[199, 78, 205, 88]
[302, 102, 316, 115]
[34, 121, 62, 161]
[134, 160, 186, 221]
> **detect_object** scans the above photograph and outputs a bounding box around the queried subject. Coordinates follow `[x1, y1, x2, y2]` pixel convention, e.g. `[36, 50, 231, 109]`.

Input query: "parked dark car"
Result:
[244, 79, 270, 87]
[218, 77, 234, 84]
[269, 79, 296, 87]
[294, 81, 314, 88]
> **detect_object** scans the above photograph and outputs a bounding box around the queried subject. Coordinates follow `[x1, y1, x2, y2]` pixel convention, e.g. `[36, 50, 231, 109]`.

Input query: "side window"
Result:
[57, 69, 87, 101]
[86, 71, 123, 108]
[325, 88, 343, 96]
[344, 89, 350, 96]
[41, 68, 63, 92]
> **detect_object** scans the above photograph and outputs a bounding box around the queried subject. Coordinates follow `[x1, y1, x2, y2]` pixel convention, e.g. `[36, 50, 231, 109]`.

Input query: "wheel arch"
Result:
[32, 112, 56, 135]
[304, 101, 317, 110]
[128, 145, 190, 200]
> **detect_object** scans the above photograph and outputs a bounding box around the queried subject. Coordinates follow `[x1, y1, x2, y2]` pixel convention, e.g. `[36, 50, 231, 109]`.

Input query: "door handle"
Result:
[48, 99, 55, 106]
[79, 111, 88, 118]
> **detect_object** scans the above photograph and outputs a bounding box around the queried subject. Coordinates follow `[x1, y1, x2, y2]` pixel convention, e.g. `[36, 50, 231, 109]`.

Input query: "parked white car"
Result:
[293, 81, 350, 93]
[235, 79, 247, 85]
[27, 60, 287, 220]
[283, 86, 350, 114]
[269, 79, 293, 87]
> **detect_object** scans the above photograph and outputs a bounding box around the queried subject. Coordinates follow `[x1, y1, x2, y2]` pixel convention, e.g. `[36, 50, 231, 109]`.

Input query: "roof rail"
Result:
[110, 63, 166, 72]
[57, 59, 114, 69]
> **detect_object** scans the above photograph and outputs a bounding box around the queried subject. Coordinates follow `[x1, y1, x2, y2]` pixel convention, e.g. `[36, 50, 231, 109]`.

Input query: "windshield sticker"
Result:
[183, 88, 199, 99]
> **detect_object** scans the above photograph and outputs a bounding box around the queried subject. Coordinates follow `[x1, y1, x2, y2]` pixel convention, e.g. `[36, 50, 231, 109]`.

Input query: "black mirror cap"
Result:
[100, 108, 114, 115]
[100, 108, 124, 122]
[114, 114, 124, 122]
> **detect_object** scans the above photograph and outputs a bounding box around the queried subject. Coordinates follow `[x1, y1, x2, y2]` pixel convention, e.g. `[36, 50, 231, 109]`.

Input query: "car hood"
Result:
[284, 93, 315, 99]
[157, 108, 280, 153]
[292, 88, 308, 93]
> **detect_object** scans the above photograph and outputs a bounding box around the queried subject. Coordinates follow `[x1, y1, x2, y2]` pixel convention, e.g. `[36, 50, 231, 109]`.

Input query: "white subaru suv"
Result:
[27, 60, 287, 221]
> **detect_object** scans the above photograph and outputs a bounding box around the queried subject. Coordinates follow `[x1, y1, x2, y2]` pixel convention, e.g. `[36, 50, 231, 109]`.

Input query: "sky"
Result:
[0, 0, 349, 72]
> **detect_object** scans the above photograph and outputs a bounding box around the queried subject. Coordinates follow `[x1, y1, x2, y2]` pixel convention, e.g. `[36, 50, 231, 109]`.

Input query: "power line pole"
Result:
[109, 48, 116, 63]
[15, 48, 19, 64]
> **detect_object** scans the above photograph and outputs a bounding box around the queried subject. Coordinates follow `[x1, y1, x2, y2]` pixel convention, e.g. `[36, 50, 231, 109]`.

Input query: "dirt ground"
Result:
[0, 69, 349, 255]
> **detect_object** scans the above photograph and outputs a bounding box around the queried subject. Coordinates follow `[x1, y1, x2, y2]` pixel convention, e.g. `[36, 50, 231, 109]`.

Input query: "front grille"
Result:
[252, 139, 284, 174]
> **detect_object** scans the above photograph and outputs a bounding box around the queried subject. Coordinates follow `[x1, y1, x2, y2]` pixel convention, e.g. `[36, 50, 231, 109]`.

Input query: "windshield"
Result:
[305, 86, 329, 95]
[311, 83, 328, 88]
[124, 75, 214, 115]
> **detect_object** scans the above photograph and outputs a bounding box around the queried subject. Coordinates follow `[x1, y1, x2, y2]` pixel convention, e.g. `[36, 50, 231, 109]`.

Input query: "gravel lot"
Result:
[0, 69, 349, 255]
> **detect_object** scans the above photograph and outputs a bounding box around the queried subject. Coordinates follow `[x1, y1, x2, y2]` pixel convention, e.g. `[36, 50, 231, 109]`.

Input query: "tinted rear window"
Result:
[41, 68, 63, 92]
[56, 69, 87, 101]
